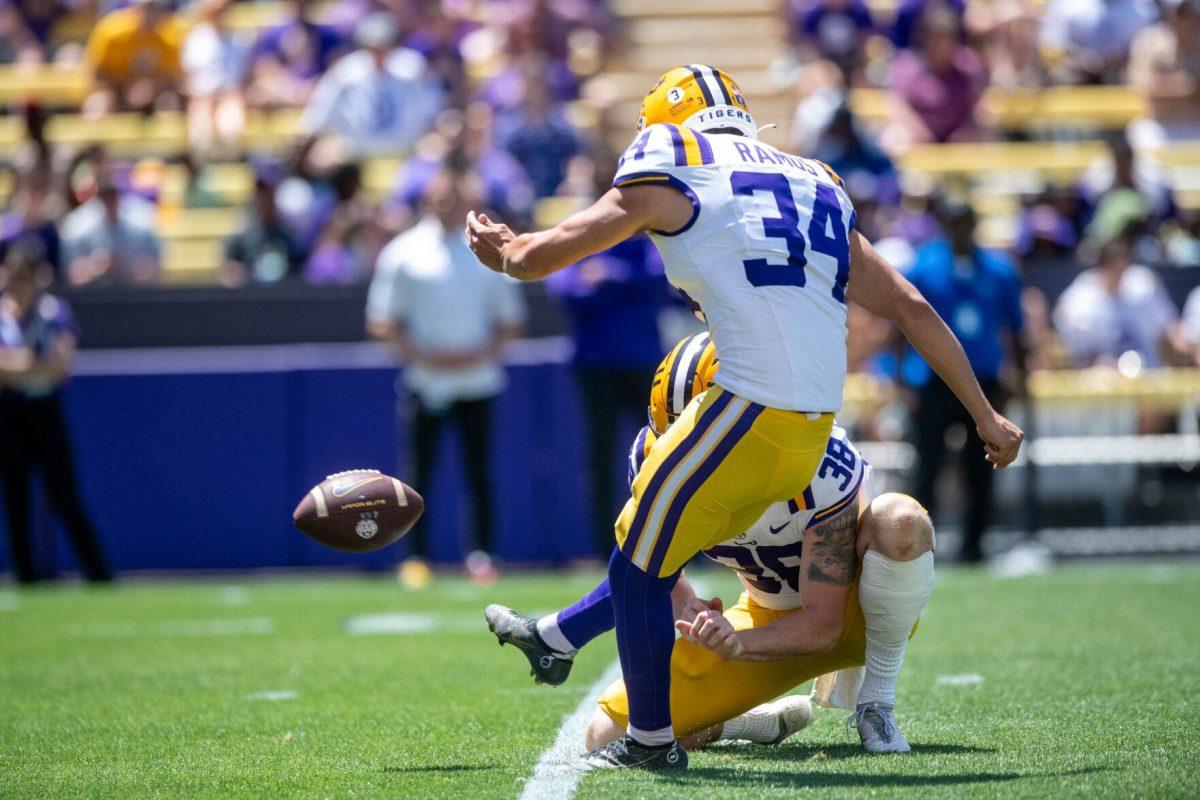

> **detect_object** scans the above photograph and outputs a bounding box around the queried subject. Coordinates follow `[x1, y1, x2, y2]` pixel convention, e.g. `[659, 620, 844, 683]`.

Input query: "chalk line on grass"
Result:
[342, 612, 492, 635]
[76, 617, 274, 638]
[519, 659, 622, 800]
[248, 690, 298, 702]
[937, 673, 984, 687]
[217, 586, 251, 606]
[518, 576, 717, 798]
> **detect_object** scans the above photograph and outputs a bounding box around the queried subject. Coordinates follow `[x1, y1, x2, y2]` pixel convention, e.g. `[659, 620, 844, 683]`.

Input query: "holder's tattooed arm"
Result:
[678, 502, 860, 661]
[805, 500, 859, 586]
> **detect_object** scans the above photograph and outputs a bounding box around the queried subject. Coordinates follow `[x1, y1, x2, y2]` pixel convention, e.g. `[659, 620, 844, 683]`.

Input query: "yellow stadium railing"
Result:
[850, 85, 1147, 131]
[844, 368, 1200, 410]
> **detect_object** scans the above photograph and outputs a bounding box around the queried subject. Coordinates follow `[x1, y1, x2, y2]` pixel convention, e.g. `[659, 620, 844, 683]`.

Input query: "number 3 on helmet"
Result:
[648, 332, 720, 436]
[638, 64, 756, 139]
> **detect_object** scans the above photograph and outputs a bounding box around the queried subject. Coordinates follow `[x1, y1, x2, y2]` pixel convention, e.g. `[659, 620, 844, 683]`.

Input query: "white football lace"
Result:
[324, 468, 381, 479]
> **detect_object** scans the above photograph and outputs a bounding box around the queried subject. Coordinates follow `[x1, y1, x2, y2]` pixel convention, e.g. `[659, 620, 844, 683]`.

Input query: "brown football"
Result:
[292, 470, 424, 553]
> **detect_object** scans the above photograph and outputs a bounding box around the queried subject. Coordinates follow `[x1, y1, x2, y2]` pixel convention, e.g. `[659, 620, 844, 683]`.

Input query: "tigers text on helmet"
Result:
[647, 332, 719, 436]
[638, 65, 757, 140]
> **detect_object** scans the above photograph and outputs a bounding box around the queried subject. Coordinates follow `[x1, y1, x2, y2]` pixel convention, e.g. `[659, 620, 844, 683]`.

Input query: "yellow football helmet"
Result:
[648, 332, 719, 435]
[638, 65, 757, 139]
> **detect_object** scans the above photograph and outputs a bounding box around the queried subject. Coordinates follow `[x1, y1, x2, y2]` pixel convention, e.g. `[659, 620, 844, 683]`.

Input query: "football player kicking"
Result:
[468, 65, 1022, 770]
[486, 333, 934, 756]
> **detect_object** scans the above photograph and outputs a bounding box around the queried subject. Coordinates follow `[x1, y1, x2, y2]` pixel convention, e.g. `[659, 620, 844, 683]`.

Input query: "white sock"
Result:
[535, 614, 577, 656]
[856, 549, 934, 708]
[627, 724, 674, 746]
[720, 708, 778, 743]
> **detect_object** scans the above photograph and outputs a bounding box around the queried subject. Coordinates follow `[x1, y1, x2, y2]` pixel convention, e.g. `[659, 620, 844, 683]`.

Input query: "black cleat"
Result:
[484, 604, 574, 686]
[582, 737, 688, 771]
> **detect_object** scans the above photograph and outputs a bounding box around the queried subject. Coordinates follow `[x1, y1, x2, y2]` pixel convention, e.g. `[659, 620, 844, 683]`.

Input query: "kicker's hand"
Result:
[676, 607, 745, 660]
[977, 411, 1024, 469]
[465, 211, 515, 273]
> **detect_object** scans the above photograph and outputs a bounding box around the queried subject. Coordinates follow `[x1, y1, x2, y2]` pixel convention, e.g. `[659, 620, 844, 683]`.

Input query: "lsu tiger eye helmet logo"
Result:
[637, 64, 756, 139]
[648, 332, 720, 436]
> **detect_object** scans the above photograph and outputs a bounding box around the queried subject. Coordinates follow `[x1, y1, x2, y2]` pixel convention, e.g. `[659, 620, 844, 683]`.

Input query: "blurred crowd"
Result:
[0, 0, 610, 288]
[785, 0, 1200, 373]
[0, 1, 1194, 368]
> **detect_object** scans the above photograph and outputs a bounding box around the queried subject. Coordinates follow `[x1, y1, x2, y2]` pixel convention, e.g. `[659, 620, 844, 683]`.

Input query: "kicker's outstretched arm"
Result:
[466, 184, 691, 281]
[845, 231, 1023, 469]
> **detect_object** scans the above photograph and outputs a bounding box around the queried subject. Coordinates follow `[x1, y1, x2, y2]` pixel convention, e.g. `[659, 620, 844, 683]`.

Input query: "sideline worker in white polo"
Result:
[367, 167, 526, 570]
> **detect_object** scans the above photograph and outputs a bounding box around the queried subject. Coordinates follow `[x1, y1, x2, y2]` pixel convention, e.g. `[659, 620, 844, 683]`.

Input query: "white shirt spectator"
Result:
[1040, 0, 1157, 71]
[1181, 285, 1200, 347]
[301, 48, 443, 156]
[60, 193, 161, 284]
[367, 216, 526, 409]
[182, 21, 251, 96]
[1053, 263, 1178, 366]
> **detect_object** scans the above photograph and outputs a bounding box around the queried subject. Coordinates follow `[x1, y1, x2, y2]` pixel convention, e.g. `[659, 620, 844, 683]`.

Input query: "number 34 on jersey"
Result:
[613, 123, 856, 413]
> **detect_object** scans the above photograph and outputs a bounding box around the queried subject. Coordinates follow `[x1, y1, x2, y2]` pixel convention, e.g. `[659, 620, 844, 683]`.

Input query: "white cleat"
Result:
[729, 694, 816, 745]
[852, 702, 911, 754]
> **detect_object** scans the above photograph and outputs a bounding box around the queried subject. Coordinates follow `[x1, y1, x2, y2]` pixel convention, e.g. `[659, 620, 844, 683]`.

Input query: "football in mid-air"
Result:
[293, 470, 424, 553]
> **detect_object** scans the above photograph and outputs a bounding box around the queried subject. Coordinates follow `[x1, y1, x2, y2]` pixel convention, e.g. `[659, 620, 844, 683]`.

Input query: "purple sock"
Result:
[609, 547, 679, 741]
[554, 574, 615, 651]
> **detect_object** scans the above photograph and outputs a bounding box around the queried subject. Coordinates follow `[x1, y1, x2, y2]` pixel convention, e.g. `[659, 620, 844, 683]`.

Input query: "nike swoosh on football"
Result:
[330, 477, 382, 497]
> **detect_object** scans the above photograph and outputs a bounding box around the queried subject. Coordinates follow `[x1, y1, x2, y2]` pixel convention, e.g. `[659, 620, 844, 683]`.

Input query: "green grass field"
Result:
[2, 561, 1198, 799]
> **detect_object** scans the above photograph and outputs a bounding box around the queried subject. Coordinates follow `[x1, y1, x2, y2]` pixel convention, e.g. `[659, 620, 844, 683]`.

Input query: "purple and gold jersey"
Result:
[612, 123, 855, 413]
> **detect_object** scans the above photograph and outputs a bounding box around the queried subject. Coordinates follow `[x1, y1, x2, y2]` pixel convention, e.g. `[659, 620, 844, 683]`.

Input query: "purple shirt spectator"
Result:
[891, 35, 987, 142]
[303, 241, 360, 284]
[891, 0, 965, 49]
[0, 291, 76, 398]
[254, 14, 349, 81]
[497, 83, 583, 198]
[393, 146, 533, 221]
[13, 0, 68, 45]
[275, 175, 336, 252]
[792, 0, 874, 61]
[477, 58, 579, 110]
[1014, 195, 1081, 261]
[404, 16, 476, 89]
[887, 206, 940, 247]
[0, 223, 59, 282]
[545, 235, 667, 369]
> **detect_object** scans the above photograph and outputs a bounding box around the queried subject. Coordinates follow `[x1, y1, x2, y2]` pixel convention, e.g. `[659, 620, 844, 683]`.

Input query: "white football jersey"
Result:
[613, 123, 855, 412]
[628, 423, 871, 610]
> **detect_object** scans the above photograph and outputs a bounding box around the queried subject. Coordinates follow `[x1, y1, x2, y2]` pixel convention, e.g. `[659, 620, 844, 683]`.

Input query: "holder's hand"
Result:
[675, 607, 744, 660]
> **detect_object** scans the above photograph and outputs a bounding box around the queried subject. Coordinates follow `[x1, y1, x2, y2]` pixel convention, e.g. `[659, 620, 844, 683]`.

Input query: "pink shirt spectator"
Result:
[891, 44, 987, 143]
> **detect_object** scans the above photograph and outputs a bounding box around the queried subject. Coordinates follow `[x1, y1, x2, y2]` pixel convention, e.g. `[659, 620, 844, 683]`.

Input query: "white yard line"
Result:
[248, 690, 298, 702]
[936, 673, 984, 687]
[75, 617, 274, 638]
[344, 612, 440, 635]
[518, 575, 717, 799]
[342, 611, 494, 635]
[519, 659, 622, 800]
[217, 586, 251, 606]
